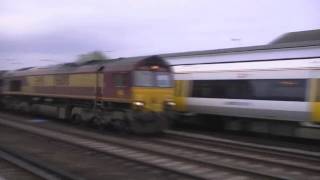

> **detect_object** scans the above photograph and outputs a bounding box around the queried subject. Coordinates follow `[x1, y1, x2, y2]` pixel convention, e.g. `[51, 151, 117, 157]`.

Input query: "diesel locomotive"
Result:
[0, 56, 175, 134]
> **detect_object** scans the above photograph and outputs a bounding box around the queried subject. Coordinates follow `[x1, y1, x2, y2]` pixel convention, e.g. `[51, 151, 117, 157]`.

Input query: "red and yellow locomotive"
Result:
[0, 56, 175, 133]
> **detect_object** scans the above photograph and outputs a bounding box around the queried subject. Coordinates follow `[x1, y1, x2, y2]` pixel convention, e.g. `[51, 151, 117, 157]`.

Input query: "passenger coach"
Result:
[173, 58, 320, 138]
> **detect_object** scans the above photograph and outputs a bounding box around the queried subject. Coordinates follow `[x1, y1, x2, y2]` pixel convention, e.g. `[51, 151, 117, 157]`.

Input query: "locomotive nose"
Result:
[143, 91, 165, 112]
[149, 96, 162, 112]
[132, 87, 174, 112]
[151, 97, 157, 104]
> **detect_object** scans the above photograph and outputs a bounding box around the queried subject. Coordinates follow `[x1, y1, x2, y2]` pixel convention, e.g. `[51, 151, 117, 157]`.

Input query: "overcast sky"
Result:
[1, 0, 320, 70]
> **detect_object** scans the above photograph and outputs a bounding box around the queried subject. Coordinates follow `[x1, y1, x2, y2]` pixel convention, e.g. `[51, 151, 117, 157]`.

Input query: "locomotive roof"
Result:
[4, 55, 168, 77]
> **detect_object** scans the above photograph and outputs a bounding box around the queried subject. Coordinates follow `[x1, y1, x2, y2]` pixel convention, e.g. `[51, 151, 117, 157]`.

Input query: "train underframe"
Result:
[176, 113, 320, 140]
[0, 95, 171, 134]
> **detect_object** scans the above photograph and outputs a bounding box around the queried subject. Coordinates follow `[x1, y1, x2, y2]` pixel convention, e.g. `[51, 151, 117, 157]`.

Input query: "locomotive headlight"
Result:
[166, 101, 176, 106]
[164, 101, 176, 111]
[133, 101, 144, 107]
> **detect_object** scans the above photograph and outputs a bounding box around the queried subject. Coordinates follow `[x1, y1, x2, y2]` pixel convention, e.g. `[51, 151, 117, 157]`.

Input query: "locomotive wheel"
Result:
[90, 117, 104, 130]
[18, 102, 30, 114]
[71, 114, 82, 124]
[113, 119, 130, 133]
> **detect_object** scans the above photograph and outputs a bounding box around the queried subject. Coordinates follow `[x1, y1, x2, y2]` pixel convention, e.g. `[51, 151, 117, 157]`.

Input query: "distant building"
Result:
[159, 29, 320, 65]
[271, 29, 320, 44]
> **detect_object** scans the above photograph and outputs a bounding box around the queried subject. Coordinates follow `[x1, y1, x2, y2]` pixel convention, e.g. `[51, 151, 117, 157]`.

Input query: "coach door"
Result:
[311, 79, 320, 123]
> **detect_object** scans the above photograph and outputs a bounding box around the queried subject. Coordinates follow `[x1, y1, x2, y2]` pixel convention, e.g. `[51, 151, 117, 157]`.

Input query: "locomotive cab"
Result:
[102, 55, 175, 133]
[131, 56, 175, 116]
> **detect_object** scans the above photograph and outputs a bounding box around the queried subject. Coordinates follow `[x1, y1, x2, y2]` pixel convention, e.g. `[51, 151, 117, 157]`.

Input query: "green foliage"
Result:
[76, 51, 109, 64]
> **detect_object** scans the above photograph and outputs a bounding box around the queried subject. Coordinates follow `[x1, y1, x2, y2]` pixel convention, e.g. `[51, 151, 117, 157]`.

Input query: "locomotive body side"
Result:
[0, 71, 5, 100]
[2, 72, 102, 100]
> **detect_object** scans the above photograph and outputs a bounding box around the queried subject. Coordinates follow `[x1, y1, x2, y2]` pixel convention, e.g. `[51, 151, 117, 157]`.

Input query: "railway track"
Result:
[0, 117, 270, 180]
[0, 146, 80, 180]
[157, 130, 320, 180]
[0, 157, 42, 180]
[164, 130, 320, 157]
[0, 113, 320, 179]
[0, 123, 191, 180]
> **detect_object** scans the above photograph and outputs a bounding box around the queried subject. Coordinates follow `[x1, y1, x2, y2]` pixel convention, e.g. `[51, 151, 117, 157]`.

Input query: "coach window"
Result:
[192, 79, 306, 101]
[0, 80, 3, 87]
[193, 80, 251, 99]
[9, 80, 22, 91]
[192, 81, 212, 97]
[265, 79, 306, 101]
[225, 80, 252, 99]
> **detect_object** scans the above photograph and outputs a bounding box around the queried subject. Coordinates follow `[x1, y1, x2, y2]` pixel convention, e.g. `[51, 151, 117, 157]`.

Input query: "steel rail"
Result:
[0, 146, 83, 180]
[0, 117, 282, 180]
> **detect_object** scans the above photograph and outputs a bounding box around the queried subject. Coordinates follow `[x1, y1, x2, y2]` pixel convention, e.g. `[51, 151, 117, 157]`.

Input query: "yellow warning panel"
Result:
[173, 80, 189, 112]
[311, 79, 320, 123]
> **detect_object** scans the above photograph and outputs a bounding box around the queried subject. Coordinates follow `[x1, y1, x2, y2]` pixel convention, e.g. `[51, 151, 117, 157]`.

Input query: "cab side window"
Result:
[113, 73, 128, 87]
